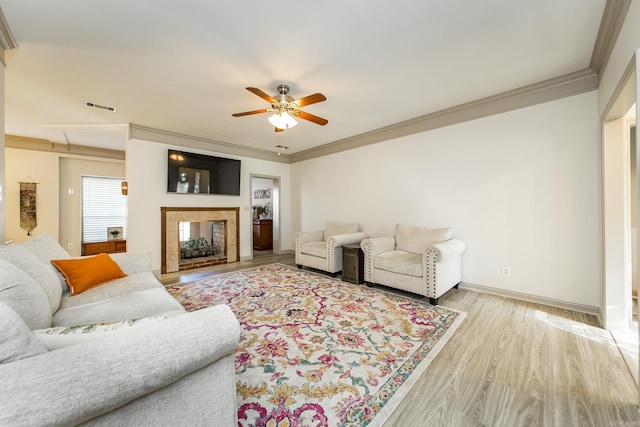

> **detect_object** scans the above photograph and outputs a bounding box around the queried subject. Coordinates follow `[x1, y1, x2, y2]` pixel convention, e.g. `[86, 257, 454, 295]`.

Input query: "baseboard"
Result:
[459, 282, 602, 321]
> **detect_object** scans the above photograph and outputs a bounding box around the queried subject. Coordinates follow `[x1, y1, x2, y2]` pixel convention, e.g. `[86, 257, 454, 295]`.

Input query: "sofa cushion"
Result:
[0, 258, 53, 329]
[0, 245, 62, 312]
[51, 253, 128, 296]
[20, 233, 72, 293]
[300, 241, 327, 258]
[325, 221, 360, 240]
[395, 224, 451, 254]
[374, 250, 423, 277]
[53, 287, 185, 327]
[0, 302, 48, 363]
[34, 316, 167, 350]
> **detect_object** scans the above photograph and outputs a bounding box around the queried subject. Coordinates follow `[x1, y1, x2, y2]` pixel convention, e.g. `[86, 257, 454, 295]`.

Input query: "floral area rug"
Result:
[165, 263, 465, 427]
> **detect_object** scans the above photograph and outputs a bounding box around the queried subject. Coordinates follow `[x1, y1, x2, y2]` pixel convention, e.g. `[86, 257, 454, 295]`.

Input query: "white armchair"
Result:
[361, 224, 466, 305]
[295, 221, 369, 275]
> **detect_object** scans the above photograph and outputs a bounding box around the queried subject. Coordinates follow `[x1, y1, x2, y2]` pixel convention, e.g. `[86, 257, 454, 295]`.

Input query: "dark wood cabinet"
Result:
[253, 219, 273, 250]
[342, 243, 364, 284]
[82, 240, 126, 256]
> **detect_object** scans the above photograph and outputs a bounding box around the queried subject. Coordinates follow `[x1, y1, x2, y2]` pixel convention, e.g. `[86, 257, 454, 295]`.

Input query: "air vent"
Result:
[84, 101, 116, 112]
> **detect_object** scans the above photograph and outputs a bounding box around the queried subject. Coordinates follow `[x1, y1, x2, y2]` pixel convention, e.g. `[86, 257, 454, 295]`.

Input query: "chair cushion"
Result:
[300, 241, 327, 258]
[0, 302, 47, 363]
[374, 250, 423, 277]
[325, 221, 360, 239]
[395, 224, 451, 254]
[0, 258, 53, 329]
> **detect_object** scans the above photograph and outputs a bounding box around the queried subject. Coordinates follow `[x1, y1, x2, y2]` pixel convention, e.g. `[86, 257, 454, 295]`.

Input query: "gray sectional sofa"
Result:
[0, 234, 240, 426]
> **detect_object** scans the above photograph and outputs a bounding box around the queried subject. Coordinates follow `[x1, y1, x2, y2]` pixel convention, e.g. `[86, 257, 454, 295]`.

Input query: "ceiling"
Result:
[1, 1, 609, 156]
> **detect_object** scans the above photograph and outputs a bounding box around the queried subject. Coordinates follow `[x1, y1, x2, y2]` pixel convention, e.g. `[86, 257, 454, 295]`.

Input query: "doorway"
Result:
[250, 175, 280, 258]
[602, 54, 638, 387]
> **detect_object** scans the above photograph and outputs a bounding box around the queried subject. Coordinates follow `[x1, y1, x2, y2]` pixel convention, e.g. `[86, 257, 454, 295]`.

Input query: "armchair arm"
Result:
[294, 231, 324, 265]
[428, 238, 466, 263]
[109, 251, 152, 275]
[0, 305, 240, 427]
[328, 232, 370, 248]
[361, 236, 396, 282]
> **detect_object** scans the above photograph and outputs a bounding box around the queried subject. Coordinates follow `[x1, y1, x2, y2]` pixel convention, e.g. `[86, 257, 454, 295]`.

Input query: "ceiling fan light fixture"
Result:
[268, 111, 297, 129]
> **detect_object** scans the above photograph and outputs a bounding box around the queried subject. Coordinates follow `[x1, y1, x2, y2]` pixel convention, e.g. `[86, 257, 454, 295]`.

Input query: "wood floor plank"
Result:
[156, 254, 640, 426]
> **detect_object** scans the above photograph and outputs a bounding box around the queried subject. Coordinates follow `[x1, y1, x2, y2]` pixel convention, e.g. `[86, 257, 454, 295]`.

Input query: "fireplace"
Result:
[161, 207, 240, 273]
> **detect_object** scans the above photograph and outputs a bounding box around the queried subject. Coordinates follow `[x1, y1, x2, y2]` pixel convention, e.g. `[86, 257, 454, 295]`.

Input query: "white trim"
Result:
[459, 282, 602, 324]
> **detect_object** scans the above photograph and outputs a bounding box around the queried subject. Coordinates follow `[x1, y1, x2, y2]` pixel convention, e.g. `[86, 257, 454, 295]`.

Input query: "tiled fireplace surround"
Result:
[161, 207, 240, 274]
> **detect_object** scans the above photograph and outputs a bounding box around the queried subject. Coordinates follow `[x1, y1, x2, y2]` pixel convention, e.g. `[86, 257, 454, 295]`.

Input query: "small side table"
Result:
[342, 243, 364, 284]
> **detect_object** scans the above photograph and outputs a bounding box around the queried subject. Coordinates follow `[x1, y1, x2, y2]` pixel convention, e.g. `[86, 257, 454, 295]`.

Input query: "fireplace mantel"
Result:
[161, 207, 240, 273]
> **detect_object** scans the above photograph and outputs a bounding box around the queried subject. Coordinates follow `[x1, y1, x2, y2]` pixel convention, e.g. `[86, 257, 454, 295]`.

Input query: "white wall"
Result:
[126, 139, 291, 271]
[291, 91, 600, 307]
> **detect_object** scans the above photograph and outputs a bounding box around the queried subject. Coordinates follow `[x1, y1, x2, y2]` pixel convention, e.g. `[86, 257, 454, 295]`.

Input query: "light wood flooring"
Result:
[156, 253, 640, 427]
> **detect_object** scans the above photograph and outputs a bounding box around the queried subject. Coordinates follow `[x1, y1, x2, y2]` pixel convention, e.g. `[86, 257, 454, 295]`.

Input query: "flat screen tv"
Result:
[167, 149, 241, 196]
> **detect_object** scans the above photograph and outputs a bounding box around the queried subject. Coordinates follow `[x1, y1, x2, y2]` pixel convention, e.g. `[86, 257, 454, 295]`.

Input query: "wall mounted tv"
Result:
[167, 149, 241, 196]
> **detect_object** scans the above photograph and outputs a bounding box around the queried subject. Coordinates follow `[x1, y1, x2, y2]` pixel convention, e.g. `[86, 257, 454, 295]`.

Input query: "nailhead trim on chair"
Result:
[326, 237, 337, 272]
[424, 248, 438, 298]
[361, 239, 373, 283]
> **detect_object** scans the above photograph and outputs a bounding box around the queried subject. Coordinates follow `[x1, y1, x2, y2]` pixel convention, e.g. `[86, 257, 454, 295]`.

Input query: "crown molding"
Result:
[290, 69, 598, 163]
[129, 124, 289, 164]
[5, 134, 125, 160]
[0, 6, 17, 50]
[590, 0, 631, 78]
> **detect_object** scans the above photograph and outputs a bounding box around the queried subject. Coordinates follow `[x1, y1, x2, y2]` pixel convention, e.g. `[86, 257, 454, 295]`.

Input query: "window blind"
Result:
[82, 176, 127, 243]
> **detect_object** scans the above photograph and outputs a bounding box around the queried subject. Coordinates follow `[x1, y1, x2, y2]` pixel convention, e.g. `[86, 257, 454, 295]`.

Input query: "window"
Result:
[82, 176, 127, 243]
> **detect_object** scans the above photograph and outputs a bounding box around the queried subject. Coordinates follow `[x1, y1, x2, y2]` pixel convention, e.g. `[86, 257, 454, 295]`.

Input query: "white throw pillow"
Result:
[0, 302, 47, 363]
[0, 258, 53, 329]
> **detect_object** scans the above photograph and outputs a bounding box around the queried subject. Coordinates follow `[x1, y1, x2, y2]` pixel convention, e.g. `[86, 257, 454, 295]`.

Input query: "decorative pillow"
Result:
[34, 316, 166, 350]
[20, 233, 72, 293]
[395, 224, 452, 254]
[51, 253, 128, 296]
[0, 245, 62, 312]
[325, 221, 360, 240]
[0, 258, 53, 329]
[0, 302, 48, 363]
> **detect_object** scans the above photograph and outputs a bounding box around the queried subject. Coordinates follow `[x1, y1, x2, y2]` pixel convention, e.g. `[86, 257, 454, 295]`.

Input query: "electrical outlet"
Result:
[67, 243, 74, 249]
[502, 267, 510, 277]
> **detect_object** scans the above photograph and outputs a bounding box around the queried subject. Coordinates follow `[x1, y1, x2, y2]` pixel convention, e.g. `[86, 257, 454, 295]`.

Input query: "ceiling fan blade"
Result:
[232, 109, 268, 117]
[295, 110, 328, 126]
[246, 87, 276, 104]
[274, 127, 284, 133]
[295, 93, 326, 107]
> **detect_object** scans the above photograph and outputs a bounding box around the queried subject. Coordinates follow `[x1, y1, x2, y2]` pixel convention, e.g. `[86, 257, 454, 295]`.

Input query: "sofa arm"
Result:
[429, 238, 466, 263]
[361, 236, 396, 282]
[328, 232, 370, 248]
[109, 251, 153, 275]
[0, 305, 240, 427]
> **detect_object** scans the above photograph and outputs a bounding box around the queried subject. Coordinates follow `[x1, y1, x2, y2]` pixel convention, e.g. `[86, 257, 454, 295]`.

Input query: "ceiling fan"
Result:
[232, 84, 328, 132]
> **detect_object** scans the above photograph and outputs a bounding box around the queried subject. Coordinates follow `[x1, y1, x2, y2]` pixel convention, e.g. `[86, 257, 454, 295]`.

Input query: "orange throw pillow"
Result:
[51, 253, 127, 296]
